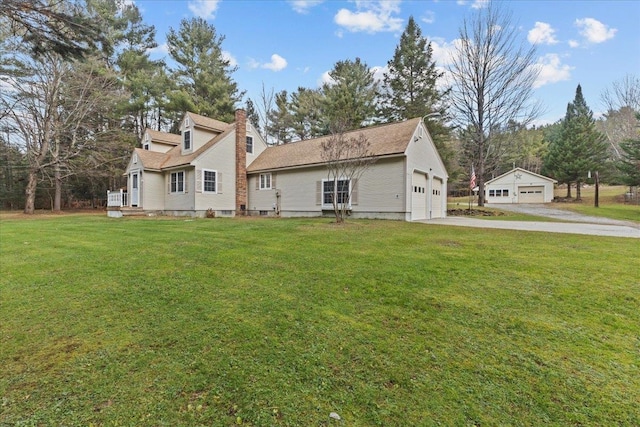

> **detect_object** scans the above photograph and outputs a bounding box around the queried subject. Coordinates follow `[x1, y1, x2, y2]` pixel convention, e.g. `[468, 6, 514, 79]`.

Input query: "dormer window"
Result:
[184, 130, 191, 150]
[246, 136, 253, 154]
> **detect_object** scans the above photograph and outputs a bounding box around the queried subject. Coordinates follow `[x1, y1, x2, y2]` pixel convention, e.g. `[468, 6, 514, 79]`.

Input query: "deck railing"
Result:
[107, 190, 128, 207]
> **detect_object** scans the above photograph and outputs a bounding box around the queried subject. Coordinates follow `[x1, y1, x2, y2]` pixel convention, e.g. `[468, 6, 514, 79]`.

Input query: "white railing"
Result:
[107, 190, 128, 207]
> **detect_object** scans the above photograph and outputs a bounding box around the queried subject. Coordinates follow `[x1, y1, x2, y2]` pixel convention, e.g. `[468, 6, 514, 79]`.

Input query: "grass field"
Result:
[1, 215, 639, 426]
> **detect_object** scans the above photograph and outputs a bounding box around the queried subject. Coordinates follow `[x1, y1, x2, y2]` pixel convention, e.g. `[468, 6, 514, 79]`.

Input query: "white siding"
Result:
[486, 169, 555, 204]
[165, 169, 195, 211]
[248, 158, 407, 218]
[141, 171, 165, 210]
[246, 124, 268, 167]
[404, 123, 448, 219]
[193, 133, 236, 213]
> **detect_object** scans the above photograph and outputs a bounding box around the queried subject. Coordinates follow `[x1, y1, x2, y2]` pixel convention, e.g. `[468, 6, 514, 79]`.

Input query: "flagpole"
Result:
[469, 165, 476, 211]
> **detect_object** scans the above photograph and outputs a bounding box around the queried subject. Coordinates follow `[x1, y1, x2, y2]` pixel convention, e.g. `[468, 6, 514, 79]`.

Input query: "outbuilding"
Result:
[484, 168, 557, 204]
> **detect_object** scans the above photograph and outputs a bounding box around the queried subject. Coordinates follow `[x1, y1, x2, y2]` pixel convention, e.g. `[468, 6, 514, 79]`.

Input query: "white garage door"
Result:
[518, 186, 544, 203]
[431, 178, 443, 218]
[412, 172, 427, 220]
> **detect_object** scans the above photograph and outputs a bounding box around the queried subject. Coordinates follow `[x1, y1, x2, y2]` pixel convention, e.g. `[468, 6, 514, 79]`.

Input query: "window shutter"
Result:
[196, 169, 202, 193]
[316, 181, 322, 205]
[255, 175, 260, 190]
[272, 173, 276, 189]
[351, 179, 359, 205]
[167, 174, 170, 193]
[184, 171, 188, 193]
[218, 173, 222, 194]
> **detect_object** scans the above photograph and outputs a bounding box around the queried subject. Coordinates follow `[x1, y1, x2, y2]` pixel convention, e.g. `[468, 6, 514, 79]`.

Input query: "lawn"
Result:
[1, 215, 639, 426]
[552, 185, 640, 222]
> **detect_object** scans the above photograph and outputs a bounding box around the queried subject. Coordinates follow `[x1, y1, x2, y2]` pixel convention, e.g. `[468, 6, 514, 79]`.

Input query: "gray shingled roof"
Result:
[247, 118, 421, 173]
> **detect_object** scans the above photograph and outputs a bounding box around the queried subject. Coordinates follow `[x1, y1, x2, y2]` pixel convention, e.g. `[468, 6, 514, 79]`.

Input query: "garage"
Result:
[412, 172, 427, 220]
[484, 168, 557, 204]
[431, 177, 443, 218]
[518, 186, 545, 203]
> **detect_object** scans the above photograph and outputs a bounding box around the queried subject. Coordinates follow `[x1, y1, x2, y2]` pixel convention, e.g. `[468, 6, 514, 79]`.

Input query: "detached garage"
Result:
[485, 168, 557, 204]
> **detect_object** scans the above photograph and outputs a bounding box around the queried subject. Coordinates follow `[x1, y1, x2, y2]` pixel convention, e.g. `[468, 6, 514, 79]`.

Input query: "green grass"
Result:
[553, 185, 640, 222]
[1, 215, 639, 426]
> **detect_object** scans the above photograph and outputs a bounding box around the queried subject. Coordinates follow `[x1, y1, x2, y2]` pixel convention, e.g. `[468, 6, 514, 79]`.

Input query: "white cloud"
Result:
[575, 18, 617, 43]
[430, 37, 460, 67]
[289, 0, 324, 14]
[188, 0, 220, 20]
[248, 54, 288, 72]
[533, 54, 573, 88]
[147, 43, 169, 55]
[471, 0, 489, 9]
[568, 39, 580, 48]
[334, 1, 403, 34]
[263, 54, 288, 71]
[421, 11, 435, 24]
[222, 51, 238, 67]
[371, 65, 388, 83]
[319, 71, 334, 87]
[528, 22, 558, 45]
[456, 0, 488, 8]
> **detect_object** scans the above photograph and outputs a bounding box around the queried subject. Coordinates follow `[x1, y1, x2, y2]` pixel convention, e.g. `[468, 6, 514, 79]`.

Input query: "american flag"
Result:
[470, 165, 476, 189]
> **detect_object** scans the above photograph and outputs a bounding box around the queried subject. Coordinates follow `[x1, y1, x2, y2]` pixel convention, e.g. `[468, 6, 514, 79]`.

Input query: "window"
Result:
[171, 171, 185, 193]
[260, 173, 271, 190]
[246, 136, 253, 154]
[203, 170, 216, 193]
[183, 130, 191, 150]
[489, 189, 495, 197]
[143, 144, 149, 150]
[323, 179, 350, 206]
[502, 189, 509, 197]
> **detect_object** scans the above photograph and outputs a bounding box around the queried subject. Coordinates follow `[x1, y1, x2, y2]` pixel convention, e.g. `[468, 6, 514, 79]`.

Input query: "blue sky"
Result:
[136, 0, 640, 126]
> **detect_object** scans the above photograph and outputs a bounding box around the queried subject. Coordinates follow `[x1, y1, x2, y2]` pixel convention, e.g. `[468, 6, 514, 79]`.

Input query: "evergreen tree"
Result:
[166, 17, 243, 124]
[322, 57, 378, 131]
[266, 90, 293, 145]
[0, 0, 106, 59]
[380, 16, 447, 123]
[289, 87, 325, 140]
[245, 98, 261, 134]
[544, 85, 609, 199]
[617, 113, 640, 187]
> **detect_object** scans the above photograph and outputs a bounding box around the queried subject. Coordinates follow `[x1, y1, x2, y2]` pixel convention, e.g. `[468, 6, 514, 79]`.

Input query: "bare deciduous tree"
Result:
[320, 125, 376, 223]
[448, 2, 541, 206]
[601, 74, 640, 112]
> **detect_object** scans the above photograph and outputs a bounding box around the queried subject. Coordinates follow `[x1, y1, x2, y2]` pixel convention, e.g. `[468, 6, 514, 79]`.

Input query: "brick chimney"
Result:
[235, 109, 247, 215]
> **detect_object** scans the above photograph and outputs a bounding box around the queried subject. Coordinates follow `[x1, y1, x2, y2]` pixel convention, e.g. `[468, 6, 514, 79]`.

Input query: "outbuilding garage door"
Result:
[412, 172, 427, 220]
[431, 178, 443, 218]
[518, 186, 544, 203]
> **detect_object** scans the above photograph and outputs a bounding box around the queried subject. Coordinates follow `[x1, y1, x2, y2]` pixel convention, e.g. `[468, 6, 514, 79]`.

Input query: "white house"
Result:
[484, 168, 557, 204]
[109, 110, 448, 221]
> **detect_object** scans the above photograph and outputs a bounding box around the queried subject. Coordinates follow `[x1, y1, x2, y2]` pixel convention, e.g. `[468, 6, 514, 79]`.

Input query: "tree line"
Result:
[1, 0, 638, 212]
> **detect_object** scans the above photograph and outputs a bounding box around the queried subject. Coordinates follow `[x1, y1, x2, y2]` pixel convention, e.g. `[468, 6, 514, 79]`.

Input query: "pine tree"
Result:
[380, 16, 447, 122]
[166, 18, 243, 124]
[289, 87, 325, 140]
[322, 58, 378, 131]
[544, 85, 609, 199]
[245, 98, 261, 134]
[617, 113, 640, 187]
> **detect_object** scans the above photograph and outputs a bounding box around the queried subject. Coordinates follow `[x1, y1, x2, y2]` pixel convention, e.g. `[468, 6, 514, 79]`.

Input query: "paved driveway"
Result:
[422, 204, 640, 238]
